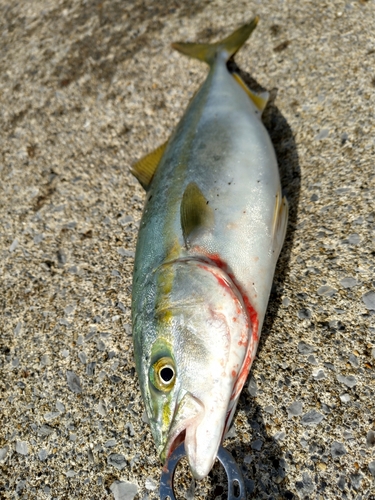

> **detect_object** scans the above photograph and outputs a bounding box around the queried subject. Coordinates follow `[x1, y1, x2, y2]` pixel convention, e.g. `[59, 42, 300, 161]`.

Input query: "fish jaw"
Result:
[160, 391, 224, 481]
[184, 401, 226, 480]
[160, 391, 204, 464]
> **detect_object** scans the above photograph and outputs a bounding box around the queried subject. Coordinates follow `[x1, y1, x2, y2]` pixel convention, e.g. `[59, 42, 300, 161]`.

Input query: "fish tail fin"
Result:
[172, 17, 259, 66]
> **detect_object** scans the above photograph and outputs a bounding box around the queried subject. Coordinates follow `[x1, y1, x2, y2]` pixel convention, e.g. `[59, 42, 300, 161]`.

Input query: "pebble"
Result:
[86, 362, 96, 376]
[66, 370, 82, 393]
[78, 351, 87, 364]
[340, 277, 358, 288]
[186, 479, 195, 500]
[97, 400, 107, 416]
[248, 376, 257, 397]
[317, 285, 337, 296]
[224, 426, 237, 439]
[295, 472, 315, 498]
[38, 424, 54, 436]
[331, 441, 347, 458]
[108, 453, 127, 470]
[126, 423, 136, 437]
[104, 439, 117, 448]
[110, 481, 138, 500]
[340, 393, 351, 403]
[16, 441, 28, 455]
[362, 291, 375, 310]
[343, 429, 354, 440]
[282, 297, 290, 307]
[41, 354, 51, 366]
[349, 354, 359, 368]
[315, 128, 329, 140]
[301, 410, 324, 426]
[274, 431, 286, 441]
[16, 480, 26, 493]
[366, 430, 375, 448]
[312, 369, 326, 380]
[337, 374, 357, 388]
[298, 308, 311, 319]
[57, 249, 67, 265]
[44, 411, 60, 421]
[145, 477, 157, 491]
[142, 411, 149, 424]
[324, 362, 336, 371]
[96, 339, 106, 351]
[14, 321, 22, 335]
[368, 460, 375, 477]
[337, 475, 346, 491]
[0, 446, 9, 461]
[56, 401, 65, 413]
[287, 401, 303, 418]
[350, 472, 363, 490]
[251, 439, 263, 451]
[66, 470, 76, 477]
[33, 233, 44, 244]
[307, 354, 319, 365]
[9, 238, 19, 252]
[38, 449, 48, 461]
[298, 341, 315, 355]
[348, 233, 360, 245]
[264, 405, 275, 415]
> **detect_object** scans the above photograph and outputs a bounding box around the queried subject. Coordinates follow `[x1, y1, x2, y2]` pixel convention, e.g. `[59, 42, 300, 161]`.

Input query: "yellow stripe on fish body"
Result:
[131, 18, 288, 481]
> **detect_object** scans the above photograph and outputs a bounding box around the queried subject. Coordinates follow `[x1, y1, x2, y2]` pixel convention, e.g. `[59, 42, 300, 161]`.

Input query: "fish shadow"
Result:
[223, 397, 296, 500]
[223, 63, 301, 499]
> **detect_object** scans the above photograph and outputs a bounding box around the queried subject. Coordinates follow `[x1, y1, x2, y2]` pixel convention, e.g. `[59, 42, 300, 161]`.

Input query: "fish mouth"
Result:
[161, 391, 223, 480]
[161, 392, 205, 467]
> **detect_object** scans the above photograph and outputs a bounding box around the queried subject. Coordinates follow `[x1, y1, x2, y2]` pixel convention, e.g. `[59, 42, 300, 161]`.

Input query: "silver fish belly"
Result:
[131, 18, 288, 480]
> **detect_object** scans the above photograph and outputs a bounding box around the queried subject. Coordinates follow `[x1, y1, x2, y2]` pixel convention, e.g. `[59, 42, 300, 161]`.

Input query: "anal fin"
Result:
[232, 73, 269, 114]
[131, 141, 167, 190]
[180, 183, 214, 248]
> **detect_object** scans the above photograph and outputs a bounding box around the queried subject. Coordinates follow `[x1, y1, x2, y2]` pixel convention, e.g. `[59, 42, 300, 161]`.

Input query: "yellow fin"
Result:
[272, 190, 288, 257]
[131, 142, 167, 190]
[172, 17, 259, 66]
[180, 183, 214, 247]
[232, 73, 269, 114]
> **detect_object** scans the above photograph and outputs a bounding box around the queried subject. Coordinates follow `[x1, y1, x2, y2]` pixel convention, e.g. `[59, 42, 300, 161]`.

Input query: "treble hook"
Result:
[159, 443, 246, 500]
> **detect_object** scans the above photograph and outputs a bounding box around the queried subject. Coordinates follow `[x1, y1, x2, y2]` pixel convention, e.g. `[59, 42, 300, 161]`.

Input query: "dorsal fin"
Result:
[180, 183, 214, 247]
[131, 141, 167, 190]
[232, 73, 269, 114]
[172, 17, 259, 67]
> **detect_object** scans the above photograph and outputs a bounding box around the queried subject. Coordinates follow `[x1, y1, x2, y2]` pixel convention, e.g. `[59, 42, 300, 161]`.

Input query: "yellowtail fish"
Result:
[131, 17, 288, 480]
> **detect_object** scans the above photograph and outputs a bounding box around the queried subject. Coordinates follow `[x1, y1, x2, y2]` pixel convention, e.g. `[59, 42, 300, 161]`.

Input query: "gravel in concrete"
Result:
[1, 0, 374, 498]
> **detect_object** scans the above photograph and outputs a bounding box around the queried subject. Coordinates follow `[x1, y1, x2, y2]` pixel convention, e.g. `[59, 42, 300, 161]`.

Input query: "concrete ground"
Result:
[0, 0, 374, 498]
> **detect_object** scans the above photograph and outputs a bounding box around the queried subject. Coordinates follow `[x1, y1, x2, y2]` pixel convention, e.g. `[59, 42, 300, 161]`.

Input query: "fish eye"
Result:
[150, 356, 176, 392]
[159, 365, 174, 384]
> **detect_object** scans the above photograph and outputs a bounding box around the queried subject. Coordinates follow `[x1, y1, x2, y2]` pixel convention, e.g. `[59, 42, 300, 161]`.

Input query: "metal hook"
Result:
[159, 443, 246, 500]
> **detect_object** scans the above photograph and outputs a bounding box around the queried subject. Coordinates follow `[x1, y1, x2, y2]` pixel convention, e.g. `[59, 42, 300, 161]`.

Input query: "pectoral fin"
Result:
[232, 73, 269, 114]
[272, 190, 288, 257]
[180, 183, 214, 247]
[131, 142, 167, 190]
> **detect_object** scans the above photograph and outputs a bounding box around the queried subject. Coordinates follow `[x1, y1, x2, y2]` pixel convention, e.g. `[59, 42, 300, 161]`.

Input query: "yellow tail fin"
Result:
[172, 17, 259, 66]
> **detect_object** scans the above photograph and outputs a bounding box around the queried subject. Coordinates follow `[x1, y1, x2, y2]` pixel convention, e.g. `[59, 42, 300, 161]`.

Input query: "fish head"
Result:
[133, 259, 250, 480]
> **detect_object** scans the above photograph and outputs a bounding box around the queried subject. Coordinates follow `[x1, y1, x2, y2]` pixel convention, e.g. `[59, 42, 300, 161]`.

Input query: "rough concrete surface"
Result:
[0, 0, 374, 499]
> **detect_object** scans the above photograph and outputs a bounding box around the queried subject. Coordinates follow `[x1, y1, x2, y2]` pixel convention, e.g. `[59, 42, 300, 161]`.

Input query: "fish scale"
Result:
[131, 17, 288, 481]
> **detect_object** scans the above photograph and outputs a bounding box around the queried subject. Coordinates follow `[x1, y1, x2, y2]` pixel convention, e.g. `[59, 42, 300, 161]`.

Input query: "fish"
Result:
[131, 17, 288, 480]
